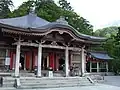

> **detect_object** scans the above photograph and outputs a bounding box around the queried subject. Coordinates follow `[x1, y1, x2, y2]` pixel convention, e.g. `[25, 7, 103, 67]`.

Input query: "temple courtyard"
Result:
[41, 84, 120, 90]
[0, 76, 119, 90]
[44, 76, 120, 90]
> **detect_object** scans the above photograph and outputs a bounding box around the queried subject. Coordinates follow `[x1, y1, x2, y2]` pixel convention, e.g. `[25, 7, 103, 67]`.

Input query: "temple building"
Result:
[86, 51, 112, 73]
[0, 12, 106, 77]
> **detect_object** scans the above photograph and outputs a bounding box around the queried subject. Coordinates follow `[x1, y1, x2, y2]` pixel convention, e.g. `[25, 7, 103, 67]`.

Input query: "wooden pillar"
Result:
[55, 54, 59, 71]
[10, 52, 13, 70]
[26, 52, 32, 70]
[30, 51, 33, 71]
[97, 62, 99, 72]
[6, 49, 9, 56]
[69, 53, 72, 67]
[81, 47, 85, 76]
[12, 53, 16, 70]
[24, 53, 26, 70]
[47, 55, 49, 69]
[49, 53, 55, 70]
[15, 40, 21, 77]
[65, 46, 69, 77]
[37, 43, 42, 77]
[106, 62, 108, 72]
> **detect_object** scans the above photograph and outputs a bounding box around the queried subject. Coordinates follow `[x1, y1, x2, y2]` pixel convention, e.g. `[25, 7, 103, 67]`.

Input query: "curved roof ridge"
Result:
[38, 21, 106, 41]
[0, 15, 106, 41]
[89, 52, 113, 60]
[0, 13, 50, 28]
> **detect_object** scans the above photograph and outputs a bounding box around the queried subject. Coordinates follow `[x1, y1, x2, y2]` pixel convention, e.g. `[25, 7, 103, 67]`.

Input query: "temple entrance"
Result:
[86, 61, 90, 72]
[59, 58, 65, 71]
[42, 56, 48, 70]
[20, 53, 25, 70]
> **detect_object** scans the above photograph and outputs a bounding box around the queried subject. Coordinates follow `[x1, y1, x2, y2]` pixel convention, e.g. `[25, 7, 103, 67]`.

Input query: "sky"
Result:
[12, 0, 120, 30]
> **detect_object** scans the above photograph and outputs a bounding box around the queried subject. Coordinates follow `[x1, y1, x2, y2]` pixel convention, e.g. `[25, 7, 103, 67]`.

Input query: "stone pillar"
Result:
[90, 61, 92, 72]
[81, 47, 85, 76]
[15, 41, 21, 77]
[97, 62, 99, 72]
[37, 43, 42, 77]
[65, 46, 69, 77]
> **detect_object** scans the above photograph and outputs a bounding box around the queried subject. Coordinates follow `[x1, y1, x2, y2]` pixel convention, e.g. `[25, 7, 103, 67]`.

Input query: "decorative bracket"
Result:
[51, 41, 58, 46]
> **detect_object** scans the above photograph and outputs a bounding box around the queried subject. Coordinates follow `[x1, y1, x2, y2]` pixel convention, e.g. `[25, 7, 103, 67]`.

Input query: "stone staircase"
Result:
[1, 76, 94, 89]
[1, 77, 16, 90]
[20, 77, 94, 89]
[3, 77, 14, 87]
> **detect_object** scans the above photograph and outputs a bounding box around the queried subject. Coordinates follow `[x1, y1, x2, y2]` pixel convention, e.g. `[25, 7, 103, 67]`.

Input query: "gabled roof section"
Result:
[0, 13, 50, 28]
[0, 14, 106, 42]
[38, 17, 106, 41]
[89, 52, 113, 60]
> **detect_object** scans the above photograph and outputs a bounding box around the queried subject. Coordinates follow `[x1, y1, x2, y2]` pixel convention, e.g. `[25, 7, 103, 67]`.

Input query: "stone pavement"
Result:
[1, 76, 120, 90]
[14, 84, 120, 90]
[31, 76, 120, 90]
[103, 76, 120, 87]
[1, 84, 120, 90]
[42, 84, 120, 90]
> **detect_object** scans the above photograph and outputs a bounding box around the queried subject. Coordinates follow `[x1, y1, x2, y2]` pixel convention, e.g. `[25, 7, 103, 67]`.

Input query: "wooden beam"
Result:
[13, 42, 38, 47]
[12, 42, 81, 51]
[41, 44, 65, 49]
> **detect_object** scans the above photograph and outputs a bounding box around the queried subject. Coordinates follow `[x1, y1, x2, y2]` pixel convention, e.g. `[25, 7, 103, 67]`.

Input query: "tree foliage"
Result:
[0, 0, 13, 18]
[94, 26, 118, 38]
[59, 0, 73, 11]
[7, 0, 94, 35]
[103, 27, 120, 74]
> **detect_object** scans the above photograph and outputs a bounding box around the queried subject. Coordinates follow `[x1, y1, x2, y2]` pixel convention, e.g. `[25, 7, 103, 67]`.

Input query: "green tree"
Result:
[0, 0, 13, 18]
[94, 26, 118, 37]
[35, 0, 62, 21]
[9, 0, 93, 35]
[103, 27, 120, 74]
[59, 0, 73, 11]
[9, 0, 34, 17]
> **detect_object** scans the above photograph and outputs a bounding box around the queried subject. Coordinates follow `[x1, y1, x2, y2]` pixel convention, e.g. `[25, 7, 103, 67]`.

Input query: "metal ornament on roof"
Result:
[56, 16, 68, 25]
[29, 6, 36, 15]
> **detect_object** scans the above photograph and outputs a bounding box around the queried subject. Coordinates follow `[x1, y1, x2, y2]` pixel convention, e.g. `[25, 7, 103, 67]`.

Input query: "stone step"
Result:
[3, 78, 15, 87]
[2, 76, 94, 89]
[20, 80, 90, 84]
[20, 84, 84, 89]
[20, 77, 93, 89]
[20, 80, 90, 85]
[20, 83, 94, 89]
[21, 81, 90, 85]
[20, 78, 88, 82]
[0, 87, 16, 90]
[20, 79, 86, 82]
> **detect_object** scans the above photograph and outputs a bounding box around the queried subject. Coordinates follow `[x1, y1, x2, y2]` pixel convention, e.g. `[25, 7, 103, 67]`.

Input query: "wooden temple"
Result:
[0, 12, 106, 77]
[86, 51, 112, 73]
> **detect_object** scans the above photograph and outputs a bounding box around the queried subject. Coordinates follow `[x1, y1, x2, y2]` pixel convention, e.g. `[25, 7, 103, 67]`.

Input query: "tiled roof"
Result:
[89, 52, 113, 60]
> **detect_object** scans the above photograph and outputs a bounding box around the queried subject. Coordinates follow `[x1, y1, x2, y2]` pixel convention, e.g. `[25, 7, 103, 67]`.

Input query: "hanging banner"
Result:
[5, 57, 10, 65]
